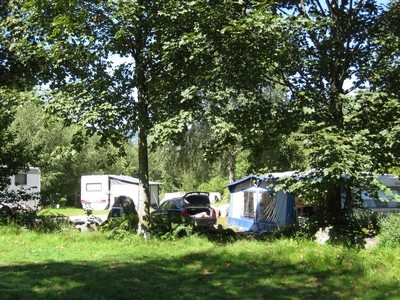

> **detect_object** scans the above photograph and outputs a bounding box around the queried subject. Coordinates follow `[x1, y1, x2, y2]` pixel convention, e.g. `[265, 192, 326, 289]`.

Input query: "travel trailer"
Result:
[80, 175, 161, 211]
[361, 174, 400, 213]
[227, 172, 297, 232]
[227, 172, 400, 232]
[1, 167, 41, 211]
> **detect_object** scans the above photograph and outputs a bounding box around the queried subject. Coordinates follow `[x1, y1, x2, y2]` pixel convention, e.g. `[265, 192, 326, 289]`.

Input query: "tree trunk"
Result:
[137, 99, 150, 233]
[135, 2, 151, 235]
[227, 150, 236, 183]
[325, 183, 342, 225]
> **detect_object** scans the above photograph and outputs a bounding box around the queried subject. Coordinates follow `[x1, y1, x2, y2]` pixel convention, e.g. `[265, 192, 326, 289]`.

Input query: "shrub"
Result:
[291, 208, 380, 248]
[34, 214, 71, 233]
[1, 188, 43, 227]
[100, 214, 139, 241]
[0, 207, 71, 233]
[379, 213, 400, 247]
[1, 188, 73, 232]
[59, 197, 68, 208]
[148, 213, 195, 240]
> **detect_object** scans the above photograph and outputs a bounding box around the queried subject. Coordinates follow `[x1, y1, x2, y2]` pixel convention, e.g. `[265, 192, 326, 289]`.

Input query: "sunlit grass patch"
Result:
[0, 226, 399, 299]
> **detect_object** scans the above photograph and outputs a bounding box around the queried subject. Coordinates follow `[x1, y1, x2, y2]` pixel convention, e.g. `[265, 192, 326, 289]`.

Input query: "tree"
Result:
[0, 0, 44, 187]
[0, 91, 34, 188]
[152, 1, 302, 182]
[11, 100, 139, 206]
[5, 0, 230, 232]
[252, 0, 397, 224]
[175, 0, 398, 225]
[370, 0, 400, 97]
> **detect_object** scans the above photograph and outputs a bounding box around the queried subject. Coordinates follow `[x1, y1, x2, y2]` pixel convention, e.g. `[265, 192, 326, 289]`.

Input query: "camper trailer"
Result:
[227, 172, 297, 232]
[362, 174, 400, 213]
[80, 175, 161, 211]
[228, 172, 400, 232]
[1, 167, 41, 211]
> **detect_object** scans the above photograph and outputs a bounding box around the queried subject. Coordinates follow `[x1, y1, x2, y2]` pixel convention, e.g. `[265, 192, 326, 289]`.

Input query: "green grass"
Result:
[37, 207, 108, 217]
[0, 226, 399, 300]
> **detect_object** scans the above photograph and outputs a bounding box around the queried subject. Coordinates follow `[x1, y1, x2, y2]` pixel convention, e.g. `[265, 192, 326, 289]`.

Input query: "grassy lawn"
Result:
[37, 207, 109, 217]
[0, 226, 399, 300]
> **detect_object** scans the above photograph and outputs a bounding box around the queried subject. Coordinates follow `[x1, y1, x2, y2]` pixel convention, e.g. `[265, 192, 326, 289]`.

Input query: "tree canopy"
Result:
[0, 0, 44, 187]
[1, 0, 398, 229]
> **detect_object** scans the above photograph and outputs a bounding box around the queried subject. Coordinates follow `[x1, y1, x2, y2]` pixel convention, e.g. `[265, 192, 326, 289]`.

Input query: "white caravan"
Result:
[362, 174, 400, 213]
[1, 167, 41, 210]
[80, 175, 161, 211]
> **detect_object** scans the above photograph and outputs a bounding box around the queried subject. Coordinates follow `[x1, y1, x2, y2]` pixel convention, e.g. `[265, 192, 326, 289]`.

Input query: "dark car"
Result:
[152, 192, 217, 228]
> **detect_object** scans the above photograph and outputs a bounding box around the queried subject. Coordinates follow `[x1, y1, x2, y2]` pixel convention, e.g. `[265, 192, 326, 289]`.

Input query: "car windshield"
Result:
[183, 193, 210, 206]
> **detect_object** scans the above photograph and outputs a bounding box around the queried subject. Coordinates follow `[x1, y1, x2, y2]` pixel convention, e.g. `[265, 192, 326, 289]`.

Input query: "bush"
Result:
[0, 207, 71, 233]
[0, 205, 36, 229]
[100, 214, 139, 241]
[148, 213, 195, 240]
[34, 214, 71, 233]
[59, 197, 68, 208]
[291, 208, 381, 248]
[379, 214, 400, 247]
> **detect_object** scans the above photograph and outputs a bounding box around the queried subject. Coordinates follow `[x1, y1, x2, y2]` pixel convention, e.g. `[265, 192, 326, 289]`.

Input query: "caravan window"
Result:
[15, 173, 27, 186]
[243, 191, 254, 218]
[258, 192, 276, 222]
[86, 183, 102, 192]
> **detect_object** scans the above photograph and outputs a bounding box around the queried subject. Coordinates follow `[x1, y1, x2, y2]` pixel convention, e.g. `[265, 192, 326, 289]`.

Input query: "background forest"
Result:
[9, 98, 303, 206]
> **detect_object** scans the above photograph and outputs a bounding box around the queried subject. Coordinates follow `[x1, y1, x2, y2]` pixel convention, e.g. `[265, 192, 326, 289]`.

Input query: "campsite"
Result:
[1, 0, 400, 299]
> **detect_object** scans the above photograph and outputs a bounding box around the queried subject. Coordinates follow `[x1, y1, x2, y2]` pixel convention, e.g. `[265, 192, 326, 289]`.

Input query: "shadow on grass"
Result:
[0, 249, 398, 300]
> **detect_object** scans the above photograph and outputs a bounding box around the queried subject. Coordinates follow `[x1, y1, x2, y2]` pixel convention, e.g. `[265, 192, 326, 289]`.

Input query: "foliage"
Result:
[294, 208, 381, 249]
[2, 0, 398, 235]
[245, 0, 400, 225]
[0, 2, 41, 89]
[58, 197, 67, 208]
[148, 213, 195, 240]
[0, 190, 70, 232]
[379, 213, 400, 248]
[1, 0, 45, 183]
[370, 0, 400, 96]
[197, 176, 228, 198]
[33, 214, 72, 233]
[0, 206, 36, 229]
[155, 2, 300, 179]
[0, 90, 34, 188]
[326, 209, 380, 248]
[82, 203, 93, 216]
[11, 101, 139, 206]
[100, 214, 139, 241]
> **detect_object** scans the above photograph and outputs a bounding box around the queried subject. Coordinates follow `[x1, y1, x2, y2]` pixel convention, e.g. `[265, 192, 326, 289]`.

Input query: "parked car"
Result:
[152, 192, 217, 228]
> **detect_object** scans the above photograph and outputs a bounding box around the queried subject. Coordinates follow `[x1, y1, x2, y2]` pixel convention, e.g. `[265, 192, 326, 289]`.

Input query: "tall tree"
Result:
[0, 0, 44, 187]
[173, 0, 398, 224]
[250, 0, 397, 224]
[152, 1, 298, 182]
[4, 0, 229, 231]
[0, 91, 34, 188]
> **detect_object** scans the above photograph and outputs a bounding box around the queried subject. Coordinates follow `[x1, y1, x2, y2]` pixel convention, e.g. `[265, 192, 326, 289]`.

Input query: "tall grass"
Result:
[0, 226, 399, 299]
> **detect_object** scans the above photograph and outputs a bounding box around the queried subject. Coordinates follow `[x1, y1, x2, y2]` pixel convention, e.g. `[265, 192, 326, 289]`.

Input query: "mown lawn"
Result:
[0, 226, 399, 300]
